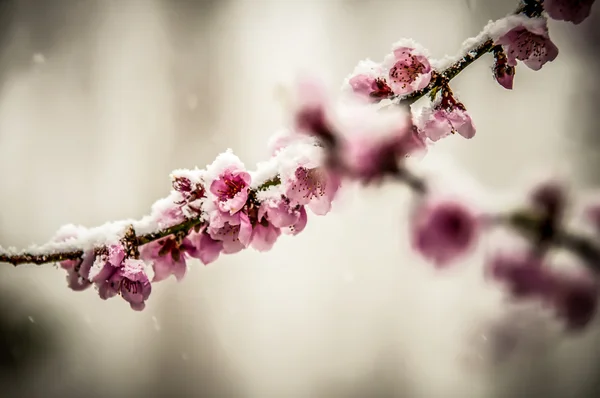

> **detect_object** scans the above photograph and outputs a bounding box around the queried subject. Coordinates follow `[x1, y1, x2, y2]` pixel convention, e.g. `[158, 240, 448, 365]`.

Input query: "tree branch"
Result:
[399, 39, 495, 105]
[3, 0, 597, 272]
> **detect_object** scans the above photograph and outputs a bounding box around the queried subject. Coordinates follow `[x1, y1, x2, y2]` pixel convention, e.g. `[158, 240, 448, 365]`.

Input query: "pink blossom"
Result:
[488, 252, 556, 298]
[186, 225, 224, 265]
[285, 166, 341, 216]
[60, 259, 79, 271]
[60, 252, 94, 291]
[418, 88, 475, 142]
[492, 48, 515, 90]
[259, 198, 307, 235]
[160, 205, 187, 226]
[348, 75, 394, 102]
[286, 206, 308, 235]
[383, 46, 432, 96]
[493, 66, 515, 90]
[488, 252, 599, 330]
[90, 244, 126, 281]
[251, 221, 282, 252]
[343, 123, 426, 183]
[421, 106, 476, 142]
[543, 0, 595, 24]
[207, 210, 253, 254]
[495, 19, 559, 71]
[172, 176, 205, 203]
[292, 77, 337, 147]
[105, 259, 153, 311]
[140, 236, 196, 282]
[402, 125, 429, 157]
[89, 244, 126, 299]
[210, 167, 251, 215]
[411, 198, 480, 266]
[248, 197, 311, 251]
[345, 59, 393, 102]
[552, 273, 599, 330]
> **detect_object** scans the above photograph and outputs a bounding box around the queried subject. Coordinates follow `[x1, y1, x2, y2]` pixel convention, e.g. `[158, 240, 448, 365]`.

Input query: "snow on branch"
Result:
[1, 0, 599, 330]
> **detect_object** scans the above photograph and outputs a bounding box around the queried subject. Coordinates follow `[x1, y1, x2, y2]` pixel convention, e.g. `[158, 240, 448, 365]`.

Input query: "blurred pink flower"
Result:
[543, 0, 595, 24]
[187, 225, 224, 265]
[285, 166, 341, 216]
[411, 198, 480, 266]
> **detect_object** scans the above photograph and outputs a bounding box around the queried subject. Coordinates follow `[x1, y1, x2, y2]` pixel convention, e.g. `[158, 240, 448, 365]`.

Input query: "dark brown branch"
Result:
[0, 251, 84, 266]
[136, 217, 204, 246]
[508, 211, 600, 270]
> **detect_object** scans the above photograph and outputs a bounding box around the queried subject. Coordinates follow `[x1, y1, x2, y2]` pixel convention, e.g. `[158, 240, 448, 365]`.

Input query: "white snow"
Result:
[336, 97, 409, 141]
[391, 38, 432, 57]
[88, 255, 107, 281]
[484, 14, 547, 41]
[340, 58, 382, 94]
[433, 14, 546, 70]
[431, 27, 490, 71]
[204, 149, 246, 183]
[250, 157, 282, 189]
[170, 167, 205, 187]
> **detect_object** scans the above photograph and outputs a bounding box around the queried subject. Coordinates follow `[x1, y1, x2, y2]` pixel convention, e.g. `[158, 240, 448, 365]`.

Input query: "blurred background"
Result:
[0, 0, 599, 397]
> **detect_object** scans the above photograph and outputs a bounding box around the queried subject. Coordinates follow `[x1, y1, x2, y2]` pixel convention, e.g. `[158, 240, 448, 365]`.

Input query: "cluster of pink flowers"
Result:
[292, 76, 428, 183]
[345, 41, 433, 102]
[48, 0, 600, 333]
[489, 0, 596, 87]
[344, 40, 477, 144]
[487, 181, 600, 331]
[59, 238, 153, 311]
[407, 177, 600, 331]
[492, 15, 559, 84]
[344, 0, 595, 142]
[338, 0, 598, 331]
[58, 139, 341, 310]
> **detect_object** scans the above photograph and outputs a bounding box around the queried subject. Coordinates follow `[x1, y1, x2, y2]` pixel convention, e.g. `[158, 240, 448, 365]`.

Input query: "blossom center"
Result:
[371, 78, 394, 99]
[217, 175, 245, 201]
[511, 30, 545, 61]
[294, 167, 326, 199]
[389, 56, 426, 88]
[121, 278, 141, 295]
